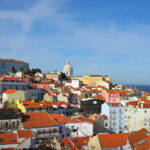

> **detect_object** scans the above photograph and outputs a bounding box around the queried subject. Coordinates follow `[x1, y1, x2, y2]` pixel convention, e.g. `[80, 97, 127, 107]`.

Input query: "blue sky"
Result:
[0, 0, 150, 85]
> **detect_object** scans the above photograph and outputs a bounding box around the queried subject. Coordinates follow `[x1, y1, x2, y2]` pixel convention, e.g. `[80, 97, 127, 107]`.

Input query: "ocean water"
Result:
[126, 85, 150, 93]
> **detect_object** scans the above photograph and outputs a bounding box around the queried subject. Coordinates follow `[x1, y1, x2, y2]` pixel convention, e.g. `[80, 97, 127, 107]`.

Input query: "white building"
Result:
[125, 101, 150, 132]
[71, 79, 82, 88]
[50, 114, 93, 139]
[23, 112, 59, 145]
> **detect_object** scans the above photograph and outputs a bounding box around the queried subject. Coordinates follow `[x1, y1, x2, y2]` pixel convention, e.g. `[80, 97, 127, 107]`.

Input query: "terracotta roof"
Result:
[126, 101, 150, 108]
[71, 136, 90, 147]
[105, 89, 120, 94]
[75, 116, 94, 124]
[4, 89, 20, 94]
[93, 95, 105, 101]
[23, 101, 53, 108]
[52, 101, 70, 106]
[128, 128, 148, 149]
[0, 58, 28, 64]
[108, 102, 123, 107]
[17, 129, 34, 138]
[98, 133, 130, 148]
[61, 136, 89, 149]
[23, 112, 58, 128]
[2, 77, 30, 83]
[50, 113, 72, 123]
[135, 136, 150, 150]
[89, 75, 102, 77]
[0, 133, 18, 145]
[0, 108, 15, 113]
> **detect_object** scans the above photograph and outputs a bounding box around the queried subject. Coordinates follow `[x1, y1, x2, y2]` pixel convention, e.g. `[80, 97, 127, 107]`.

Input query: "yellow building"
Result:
[5, 99, 26, 113]
[82, 75, 103, 85]
[2, 89, 28, 103]
[71, 76, 83, 81]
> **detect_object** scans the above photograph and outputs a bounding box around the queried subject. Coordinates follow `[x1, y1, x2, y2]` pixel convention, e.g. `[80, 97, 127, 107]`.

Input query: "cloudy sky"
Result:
[0, 0, 150, 84]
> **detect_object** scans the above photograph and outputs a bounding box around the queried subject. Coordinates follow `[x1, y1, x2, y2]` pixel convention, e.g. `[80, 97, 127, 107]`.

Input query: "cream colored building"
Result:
[125, 101, 150, 132]
[46, 71, 61, 81]
[2, 89, 27, 103]
[71, 76, 83, 81]
[98, 80, 110, 89]
[88, 135, 102, 150]
[43, 93, 54, 102]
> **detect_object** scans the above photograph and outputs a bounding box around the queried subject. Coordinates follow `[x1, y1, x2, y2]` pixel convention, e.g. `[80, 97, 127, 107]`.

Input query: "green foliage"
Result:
[11, 66, 16, 73]
[20, 67, 42, 76]
[20, 67, 24, 72]
[23, 67, 30, 74]
[36, 68, 42, 73]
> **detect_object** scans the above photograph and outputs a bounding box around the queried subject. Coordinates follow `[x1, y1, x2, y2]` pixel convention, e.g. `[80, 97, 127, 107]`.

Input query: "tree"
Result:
[20, 67, 24, 72]
[31, 68, 37, 74]
[36, 68, 42, 73]
[23, 67, 30, 74]
[12, 66, 16, 73]
[60, 72, 67, 80]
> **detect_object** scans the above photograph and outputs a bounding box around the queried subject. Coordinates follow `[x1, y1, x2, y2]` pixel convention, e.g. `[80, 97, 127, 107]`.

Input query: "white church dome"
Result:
[63, 60, 73, 76]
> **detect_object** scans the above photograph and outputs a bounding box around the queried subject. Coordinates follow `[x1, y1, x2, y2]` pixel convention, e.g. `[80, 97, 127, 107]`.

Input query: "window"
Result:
[5, 122, 8, 128]
[0, 139, 3, 143]
[53, 128, 57, 133]
[12, 138, 16, 142]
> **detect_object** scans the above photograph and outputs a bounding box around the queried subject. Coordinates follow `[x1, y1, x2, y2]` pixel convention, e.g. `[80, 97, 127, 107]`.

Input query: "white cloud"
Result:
[0, 0, 150, 84]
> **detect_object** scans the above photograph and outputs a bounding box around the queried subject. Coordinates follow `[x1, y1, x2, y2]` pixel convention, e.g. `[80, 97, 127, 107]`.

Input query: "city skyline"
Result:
[0, 0, 150, 84]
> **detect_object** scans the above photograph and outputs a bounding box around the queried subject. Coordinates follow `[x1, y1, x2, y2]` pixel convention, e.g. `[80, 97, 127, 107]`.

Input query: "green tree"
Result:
[12, 66, 16, 73]
[20, 67, 24, 72]
[36, 68, 42, 73]
[24, 67, 30, 74]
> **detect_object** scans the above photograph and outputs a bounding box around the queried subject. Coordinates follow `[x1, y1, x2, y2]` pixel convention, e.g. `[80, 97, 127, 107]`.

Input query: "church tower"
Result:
[63, 60, 73, 77]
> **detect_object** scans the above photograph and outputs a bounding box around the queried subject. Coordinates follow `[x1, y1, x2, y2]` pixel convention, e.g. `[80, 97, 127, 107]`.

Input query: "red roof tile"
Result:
[23, 112, 58, 128]
[17, 129, 34, 138]
[128, 128, 148, 149]
[4, 89, 20, 94]
[75, 116, 94, 124]
[0, 133, 18, 145]
[98, 133, 130, 148]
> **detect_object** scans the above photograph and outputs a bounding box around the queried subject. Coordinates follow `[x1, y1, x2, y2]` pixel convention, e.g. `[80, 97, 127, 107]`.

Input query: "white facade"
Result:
[125, 102, 150, 132]
[71, 80, 81, 88]
[24, 126, 59, 146]
[97, 80, 110, 89]
[59, 122, 93, 139]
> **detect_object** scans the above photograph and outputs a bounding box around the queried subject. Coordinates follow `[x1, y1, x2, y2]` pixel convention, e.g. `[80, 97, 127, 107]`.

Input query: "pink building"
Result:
[102, 89, 120, 103]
